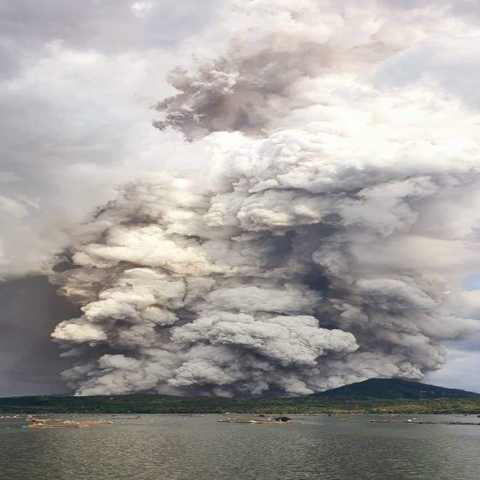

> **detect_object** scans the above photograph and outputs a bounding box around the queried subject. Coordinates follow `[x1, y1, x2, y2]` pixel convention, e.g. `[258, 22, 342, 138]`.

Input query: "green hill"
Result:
[0, 379, 479, 415]
[314, 378, 480, 400]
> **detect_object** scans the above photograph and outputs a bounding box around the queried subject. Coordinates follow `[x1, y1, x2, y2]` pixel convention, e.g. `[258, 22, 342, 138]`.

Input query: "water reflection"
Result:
[1, 415, 480, 480]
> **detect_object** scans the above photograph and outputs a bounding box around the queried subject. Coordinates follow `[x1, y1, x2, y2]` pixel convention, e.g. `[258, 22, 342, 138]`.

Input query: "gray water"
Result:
[1, 414, 480, 480]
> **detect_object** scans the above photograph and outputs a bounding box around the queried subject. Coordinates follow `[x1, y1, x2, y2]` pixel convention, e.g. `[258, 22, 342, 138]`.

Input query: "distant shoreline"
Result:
[2, 379, 479, 415]
[1, 397, 480, 415]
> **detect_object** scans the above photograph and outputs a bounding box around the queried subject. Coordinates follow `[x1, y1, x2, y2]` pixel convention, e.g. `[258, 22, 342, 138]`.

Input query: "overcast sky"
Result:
[1, 0, 480, 396]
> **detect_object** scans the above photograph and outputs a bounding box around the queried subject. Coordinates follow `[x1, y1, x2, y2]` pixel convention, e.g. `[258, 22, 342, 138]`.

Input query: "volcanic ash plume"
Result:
[52, 0, 480, 396]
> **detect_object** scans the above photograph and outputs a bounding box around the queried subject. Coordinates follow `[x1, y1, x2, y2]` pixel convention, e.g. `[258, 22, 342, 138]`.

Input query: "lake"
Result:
[1, 414, 480, 479]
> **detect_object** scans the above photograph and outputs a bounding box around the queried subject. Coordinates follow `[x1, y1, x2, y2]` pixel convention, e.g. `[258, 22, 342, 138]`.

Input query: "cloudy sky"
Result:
[2, 0, 480, 396]
[0, 0, 226, 395]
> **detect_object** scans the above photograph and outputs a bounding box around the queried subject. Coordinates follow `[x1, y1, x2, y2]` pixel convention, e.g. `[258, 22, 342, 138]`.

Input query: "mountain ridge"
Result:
[312, 378, 480, 400]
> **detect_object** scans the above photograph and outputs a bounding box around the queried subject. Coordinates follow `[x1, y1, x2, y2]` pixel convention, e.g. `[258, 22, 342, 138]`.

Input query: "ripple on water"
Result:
[1, 414, 480, 480]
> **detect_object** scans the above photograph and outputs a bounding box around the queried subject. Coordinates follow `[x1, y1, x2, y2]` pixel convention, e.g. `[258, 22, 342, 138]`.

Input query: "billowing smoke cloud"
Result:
[51, 0, 480, 396]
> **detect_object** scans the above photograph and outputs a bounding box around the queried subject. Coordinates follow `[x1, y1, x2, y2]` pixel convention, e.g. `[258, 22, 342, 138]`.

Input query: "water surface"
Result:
[1, 414, 480, 480]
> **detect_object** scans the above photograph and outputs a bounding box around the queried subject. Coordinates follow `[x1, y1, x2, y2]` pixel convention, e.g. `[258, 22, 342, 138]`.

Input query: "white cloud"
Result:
[0, 0, 226, 278]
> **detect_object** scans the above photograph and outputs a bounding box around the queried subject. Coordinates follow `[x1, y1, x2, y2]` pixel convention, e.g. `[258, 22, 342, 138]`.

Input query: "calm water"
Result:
[1, 414, 480, 480]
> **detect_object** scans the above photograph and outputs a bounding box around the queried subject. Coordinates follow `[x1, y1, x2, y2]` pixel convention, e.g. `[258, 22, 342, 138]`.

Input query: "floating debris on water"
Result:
[22, 418, 113, 429]
[218, 416, 292, 424]
[370, 419, 480, 426]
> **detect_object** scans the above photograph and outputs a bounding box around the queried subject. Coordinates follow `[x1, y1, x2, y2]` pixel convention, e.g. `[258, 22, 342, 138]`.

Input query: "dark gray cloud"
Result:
[0, 0, 221, 66]
[0, 276, 78, 396]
